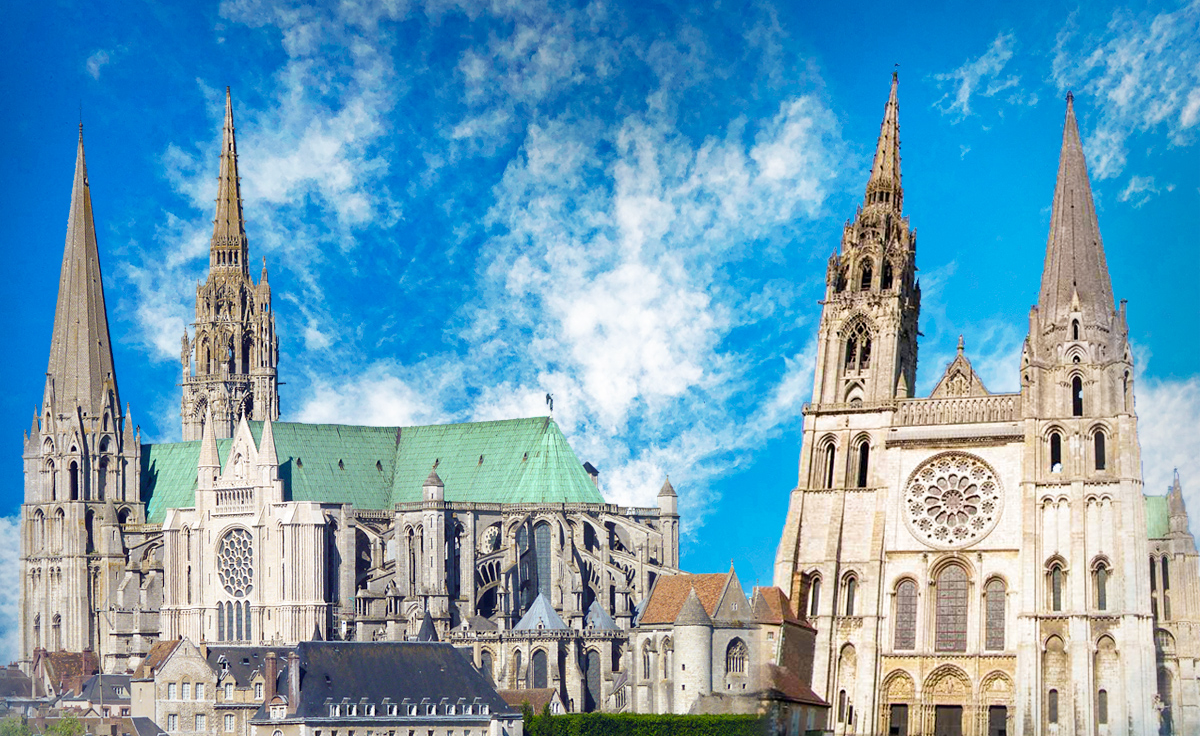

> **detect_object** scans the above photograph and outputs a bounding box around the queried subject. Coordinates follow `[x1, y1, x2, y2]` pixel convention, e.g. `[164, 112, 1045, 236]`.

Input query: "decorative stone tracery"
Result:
[904, 452, 1003, 549]
[217, 527, 254, 597]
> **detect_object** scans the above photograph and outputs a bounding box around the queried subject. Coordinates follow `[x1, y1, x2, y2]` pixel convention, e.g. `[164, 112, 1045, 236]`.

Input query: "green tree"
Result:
[0, 715, 32, 736]
[44, 716, 83, 736]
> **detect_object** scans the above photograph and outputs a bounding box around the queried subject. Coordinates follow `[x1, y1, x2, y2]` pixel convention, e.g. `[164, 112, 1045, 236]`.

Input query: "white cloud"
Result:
[86, 50, 111, 80]
[0, 516, 20, 664]
[1117, 174, 1174, 208]
[296, 361, 450, 427]
[1135, 375, 1200, 538]
[932, 32, 1029, 122]
[1053, 2, 1200, 179]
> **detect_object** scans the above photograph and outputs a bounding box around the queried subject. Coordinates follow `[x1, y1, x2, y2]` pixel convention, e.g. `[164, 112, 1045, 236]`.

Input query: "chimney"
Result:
[264, 652, 278, 704]
[287, 650, 300, 710]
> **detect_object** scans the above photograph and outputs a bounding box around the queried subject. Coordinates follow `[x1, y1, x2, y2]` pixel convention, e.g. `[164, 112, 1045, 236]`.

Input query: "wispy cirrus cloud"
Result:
[0, 516, 21, 664]
[1052, 1, 1200, 181]
[932, 32, 1037, 122]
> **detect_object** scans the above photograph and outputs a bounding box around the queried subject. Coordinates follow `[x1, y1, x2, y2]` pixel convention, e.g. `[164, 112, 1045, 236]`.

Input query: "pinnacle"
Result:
[1037, 93, 1115, 328]
[45, 128, 120, 418]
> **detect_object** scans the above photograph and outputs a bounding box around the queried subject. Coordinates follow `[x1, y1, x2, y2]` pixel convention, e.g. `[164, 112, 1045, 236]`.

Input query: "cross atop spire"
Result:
[210, 87, 249, 274]
[864, 71, 902, 212]
[45, 126, 120, 416]
[1037, 93, 1115, 327]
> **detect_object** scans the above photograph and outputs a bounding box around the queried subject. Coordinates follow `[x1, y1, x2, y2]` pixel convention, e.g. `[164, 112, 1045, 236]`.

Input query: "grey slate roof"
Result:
[282, 641, 516, 719]
[206, 646, 292, 687]
[1037, 93, 1116, 325]
[514, 593, 568, 631]
[417, 611, 439, 642]
[585, 601, 618, 631]
[66, 673, 130, 704]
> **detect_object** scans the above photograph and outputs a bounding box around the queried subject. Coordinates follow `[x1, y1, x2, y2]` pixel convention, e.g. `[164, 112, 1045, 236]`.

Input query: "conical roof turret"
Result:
[864, 72, 902, 212]
[210, 87, 249, 273]
[1037, 93, 1115, 327]
[199, 408, 221, 470]
[674, 587, 712, 627]
[45, 126, 120, 417]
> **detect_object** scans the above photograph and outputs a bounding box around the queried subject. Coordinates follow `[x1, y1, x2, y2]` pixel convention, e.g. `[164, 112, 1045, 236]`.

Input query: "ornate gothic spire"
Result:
[211, 87, 249, 273]
[864, 71, 902, 212]
[1037, 92, 1115, 327]
[45, 125, 120, 415]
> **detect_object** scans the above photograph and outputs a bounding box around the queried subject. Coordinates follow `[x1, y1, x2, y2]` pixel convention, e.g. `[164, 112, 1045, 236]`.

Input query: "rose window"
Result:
[217, 528, 254, 597]
[903, 453, 1002, 549]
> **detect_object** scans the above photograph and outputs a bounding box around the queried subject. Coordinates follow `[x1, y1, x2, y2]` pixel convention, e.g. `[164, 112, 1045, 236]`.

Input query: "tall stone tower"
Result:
[20, 128, 144, 661]
[1017, 92, 1155, 733]
[811, 72, 920, 409]
[181, 88, 279, 440]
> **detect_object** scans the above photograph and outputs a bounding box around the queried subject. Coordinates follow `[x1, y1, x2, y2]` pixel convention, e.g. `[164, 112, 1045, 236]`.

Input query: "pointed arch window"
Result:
[642, 643, 651, 679]
[894, 580, 917, 650]
[855, 439, 870, 488]
[881, 261, 894, 290]
[69, 461, 79, 501]
[821, 442, 836, 489]
[1049, 565, 1064, 612]
[934, 565, 968, 652]
[217, 602, 225, 641]
[1049, 433, 1062, 473]
[1048, 689, 1059, 723]
[1072, 320, 1080, 340]
[1095, 564, 1109, 611]
[843, 576, 857, 617]
[1094, 431, 1106, 471]
[985, 579, 1006, 650]
[97, 457, 108, 501]
[808, 577, 821, 617]
[1098, 689, 1108, 725]
[725, 638, 748, 675]
[859, 261, 873, 291]
[532, 649, 548, 689]
[1072, 376, 1084, 416]
[844, 322, 872, 372]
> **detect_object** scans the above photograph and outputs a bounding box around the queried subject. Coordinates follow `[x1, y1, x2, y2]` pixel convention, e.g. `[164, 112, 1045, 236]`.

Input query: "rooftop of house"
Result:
[266, 641, 516, 720]
[638, 572, 732, 626]
[141, 416, 605, 523]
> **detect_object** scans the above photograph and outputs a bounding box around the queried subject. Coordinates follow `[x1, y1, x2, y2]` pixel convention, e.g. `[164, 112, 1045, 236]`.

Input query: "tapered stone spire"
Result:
[46, 125, 120, 415]
[864, 71, 902, 212]
[1037, 92, 1115, 326]
[210, 87, 249, 273]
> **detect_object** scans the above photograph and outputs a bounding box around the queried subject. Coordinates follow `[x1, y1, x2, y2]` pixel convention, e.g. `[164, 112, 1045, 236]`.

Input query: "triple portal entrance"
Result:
[887, 705, 1008, 736]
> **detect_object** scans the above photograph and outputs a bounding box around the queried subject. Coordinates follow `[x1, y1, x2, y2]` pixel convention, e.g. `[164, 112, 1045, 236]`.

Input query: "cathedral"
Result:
[773, 75, 1199, 735]
[17, 73, 1199, 735]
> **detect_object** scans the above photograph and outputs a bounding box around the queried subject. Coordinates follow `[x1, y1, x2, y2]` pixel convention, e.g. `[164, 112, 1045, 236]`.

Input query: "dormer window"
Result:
[387, 705, 398, 716]
[330, 705, 340, 717]
[408, 705, 418, 716]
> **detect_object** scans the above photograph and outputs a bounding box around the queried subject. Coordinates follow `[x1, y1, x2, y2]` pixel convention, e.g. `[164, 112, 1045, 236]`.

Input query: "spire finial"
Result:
[864, 72, 902, 212]
[957, 335, 964, 354]
[210, 86, 249, 273]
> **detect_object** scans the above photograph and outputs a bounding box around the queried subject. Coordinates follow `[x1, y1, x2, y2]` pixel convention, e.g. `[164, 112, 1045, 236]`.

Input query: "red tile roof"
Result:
[133, 640, 182, 680]
[639, 573, 730, 625]
[496, 688, 558, 712]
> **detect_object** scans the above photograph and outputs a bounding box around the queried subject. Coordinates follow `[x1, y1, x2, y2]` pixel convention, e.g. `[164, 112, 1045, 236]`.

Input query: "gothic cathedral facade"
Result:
[774, 76, 1198, 736]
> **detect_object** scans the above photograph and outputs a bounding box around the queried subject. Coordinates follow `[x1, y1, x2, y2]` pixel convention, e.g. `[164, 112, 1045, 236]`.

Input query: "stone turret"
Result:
[672, 588, 712, 713]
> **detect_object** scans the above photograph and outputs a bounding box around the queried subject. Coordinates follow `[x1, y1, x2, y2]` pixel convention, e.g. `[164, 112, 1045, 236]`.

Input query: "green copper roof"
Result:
[1145, 494, 1170, 539]
[140, 416, 602, 523]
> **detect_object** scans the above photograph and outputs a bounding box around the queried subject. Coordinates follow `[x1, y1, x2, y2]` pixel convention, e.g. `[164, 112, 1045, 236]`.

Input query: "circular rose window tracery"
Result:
[217, 528, 254, 597]
[903, 453, 1002, 549]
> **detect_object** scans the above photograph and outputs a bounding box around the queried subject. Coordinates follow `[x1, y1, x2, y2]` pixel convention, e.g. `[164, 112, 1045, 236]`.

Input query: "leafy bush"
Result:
[523, 711, 768, 736]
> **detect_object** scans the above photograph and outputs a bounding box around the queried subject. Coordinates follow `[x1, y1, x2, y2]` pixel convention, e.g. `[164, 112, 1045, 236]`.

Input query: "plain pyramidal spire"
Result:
[46, 125, 120, 415]
[1037, 91, 1116, 327]
[864, 71, 902, 211]
[211, 87, 249, 272]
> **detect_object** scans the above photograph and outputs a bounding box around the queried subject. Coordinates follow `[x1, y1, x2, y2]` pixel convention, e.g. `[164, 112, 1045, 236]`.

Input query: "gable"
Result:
[930, 346, 989, 398]
[712, 570, 750, 623]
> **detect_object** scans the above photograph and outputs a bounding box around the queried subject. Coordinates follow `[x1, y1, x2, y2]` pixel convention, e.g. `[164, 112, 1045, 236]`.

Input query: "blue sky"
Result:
[1, 0, 1198, 655]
